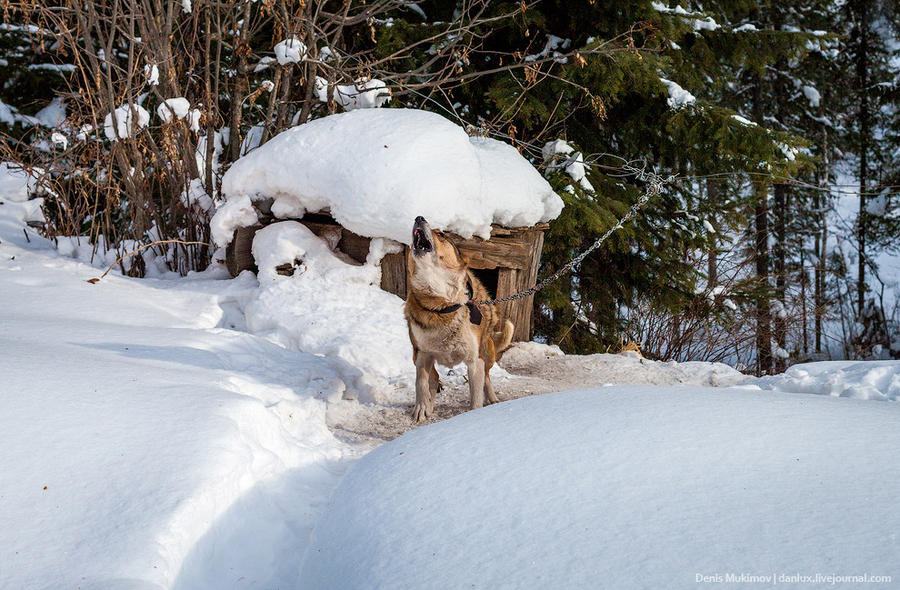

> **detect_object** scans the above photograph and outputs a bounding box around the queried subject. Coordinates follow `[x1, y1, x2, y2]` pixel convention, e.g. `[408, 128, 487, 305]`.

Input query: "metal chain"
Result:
[477, 168, 676, 306]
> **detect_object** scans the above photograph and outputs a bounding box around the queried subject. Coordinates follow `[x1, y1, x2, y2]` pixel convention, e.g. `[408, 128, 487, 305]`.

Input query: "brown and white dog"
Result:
[404, 216, 514, 422]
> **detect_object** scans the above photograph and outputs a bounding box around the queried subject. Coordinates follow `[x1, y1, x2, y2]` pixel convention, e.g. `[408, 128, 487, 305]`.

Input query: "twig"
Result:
[89, 239, 211, 282]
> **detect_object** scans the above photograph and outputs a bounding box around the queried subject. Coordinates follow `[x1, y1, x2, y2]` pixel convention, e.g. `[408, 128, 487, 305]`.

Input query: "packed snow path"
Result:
[330, 343, 750, 446]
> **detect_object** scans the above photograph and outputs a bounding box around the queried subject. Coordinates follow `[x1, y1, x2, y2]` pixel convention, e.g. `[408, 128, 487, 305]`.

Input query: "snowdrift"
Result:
[751, 360, 900, 401]
[301, 386, 900, 588]
[245, 221, 413, 397]
[212, 108, 563, 245]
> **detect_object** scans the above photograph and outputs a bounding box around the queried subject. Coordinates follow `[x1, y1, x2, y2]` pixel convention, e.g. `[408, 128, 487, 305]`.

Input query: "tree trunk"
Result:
[773, 183, 788, 372]
[752, 73, 772, 376]
[800, 249, 808, 355]
[755, 183, 773, 376]
[228, 1, 254, 162]
[814, 122, 829, 354]
[855, 0, 870, 316]
[706, 180, 719, 286]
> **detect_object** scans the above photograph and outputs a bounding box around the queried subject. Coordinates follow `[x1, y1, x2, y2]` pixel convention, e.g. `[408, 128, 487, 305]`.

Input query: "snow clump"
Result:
[144, 63, 159, 85]
[659, 78, 696, 109]
[274, 37, 306, 65]
[156, 97, 190, 123]
[50, 132, 68, 150]
[542, 139, 594, 192]
[802, 85, 821, 108]
[104, 104, 150, 140]
[314, 77, 391, 110]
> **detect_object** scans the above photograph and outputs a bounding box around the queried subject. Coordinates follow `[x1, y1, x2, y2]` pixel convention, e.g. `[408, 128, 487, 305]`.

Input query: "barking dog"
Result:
[404, 216, 515, 422]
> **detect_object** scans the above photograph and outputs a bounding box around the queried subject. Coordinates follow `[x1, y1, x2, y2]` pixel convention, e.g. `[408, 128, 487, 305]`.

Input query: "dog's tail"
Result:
[493, 319, 515, 355]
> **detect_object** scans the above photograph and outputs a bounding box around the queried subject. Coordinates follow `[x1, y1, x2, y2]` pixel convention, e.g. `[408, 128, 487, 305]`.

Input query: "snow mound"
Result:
[499, 343, 748, 389]
[210, 195, 258, 246]
[500, 340, 565, 365]
[0, 162, 44, 203]
[750, 360, 900, 401]
[243, 222, 412, 401]
[213, 109, 563, 245]
[0, 162, 48, 229]
[301, 386, 900, 588]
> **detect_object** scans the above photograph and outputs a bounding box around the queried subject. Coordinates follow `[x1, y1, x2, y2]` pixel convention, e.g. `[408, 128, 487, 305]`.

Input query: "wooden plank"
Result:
[451, 224, 548, 271]
[302, 219, 371, 265]
[456, 235, 532, 270]
[496, 268, 521, 340]
[380, 251, 408, 297]
[515, 229, 545, 341]
[301, 220, 343, 248]
[225, 225, 262, 277]
[339, 229, 372, 264]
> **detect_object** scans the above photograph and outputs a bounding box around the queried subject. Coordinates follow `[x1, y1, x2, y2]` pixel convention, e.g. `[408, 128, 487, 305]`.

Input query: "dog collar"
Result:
[425, 279, 483, 325]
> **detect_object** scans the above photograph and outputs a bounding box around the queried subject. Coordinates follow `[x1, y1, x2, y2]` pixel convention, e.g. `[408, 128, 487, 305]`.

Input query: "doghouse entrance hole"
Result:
[470, 268, 499, 299]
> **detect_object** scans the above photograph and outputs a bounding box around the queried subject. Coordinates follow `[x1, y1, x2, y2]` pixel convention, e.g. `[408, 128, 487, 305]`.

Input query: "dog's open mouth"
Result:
[412, 227, 432, 254]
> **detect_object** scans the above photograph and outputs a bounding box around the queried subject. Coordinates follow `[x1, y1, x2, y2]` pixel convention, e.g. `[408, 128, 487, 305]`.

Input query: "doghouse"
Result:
[225, 205, 548, 342]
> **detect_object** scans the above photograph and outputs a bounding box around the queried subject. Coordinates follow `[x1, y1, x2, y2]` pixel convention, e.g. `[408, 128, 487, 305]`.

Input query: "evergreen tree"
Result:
[385, 1, 810, 357]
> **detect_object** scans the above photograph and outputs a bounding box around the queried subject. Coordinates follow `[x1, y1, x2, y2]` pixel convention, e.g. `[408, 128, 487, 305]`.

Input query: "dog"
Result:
[404, 216, 515, 422]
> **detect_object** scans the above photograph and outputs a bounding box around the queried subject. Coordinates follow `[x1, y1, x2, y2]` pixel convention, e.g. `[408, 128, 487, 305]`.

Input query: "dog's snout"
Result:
[414, 216, 426, 225]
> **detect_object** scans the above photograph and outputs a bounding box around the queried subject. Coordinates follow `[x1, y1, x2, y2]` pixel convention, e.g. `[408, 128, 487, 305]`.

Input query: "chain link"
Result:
[477, 168, 676, 306]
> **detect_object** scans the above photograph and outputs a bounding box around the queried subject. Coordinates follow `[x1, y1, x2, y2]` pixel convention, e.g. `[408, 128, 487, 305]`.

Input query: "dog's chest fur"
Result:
[409, 316, 478, 367]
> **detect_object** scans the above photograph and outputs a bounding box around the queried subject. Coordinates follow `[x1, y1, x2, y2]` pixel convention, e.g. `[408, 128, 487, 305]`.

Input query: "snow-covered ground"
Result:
[0, 186, 358, 589]
[2, 160, 899, 588]
[304, 386, 900, 589]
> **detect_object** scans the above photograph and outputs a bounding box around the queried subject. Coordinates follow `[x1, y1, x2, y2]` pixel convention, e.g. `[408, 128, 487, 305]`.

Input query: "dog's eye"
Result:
[436, 231, 445, 238]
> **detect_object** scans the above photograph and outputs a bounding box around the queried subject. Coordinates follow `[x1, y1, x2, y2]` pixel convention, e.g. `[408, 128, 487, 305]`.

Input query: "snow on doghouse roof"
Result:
[212, 109, 563, 246]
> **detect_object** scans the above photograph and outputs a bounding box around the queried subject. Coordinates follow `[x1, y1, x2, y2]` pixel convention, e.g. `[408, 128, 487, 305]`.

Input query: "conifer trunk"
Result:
[770, 43, 789, 371]
[813, 192, 824, 353]
[707, 180, 719, 286]
[755, 184, 773, 375]
[854, 0, 871, 316]
[814, 121, 829, 354]
[800, 249, 808, 355]
[773, 183, 788, 372]
[752, 72, 773, 376]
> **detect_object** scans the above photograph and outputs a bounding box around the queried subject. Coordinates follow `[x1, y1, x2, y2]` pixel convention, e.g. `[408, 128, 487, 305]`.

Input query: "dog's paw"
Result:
[412, 402, 433, 422]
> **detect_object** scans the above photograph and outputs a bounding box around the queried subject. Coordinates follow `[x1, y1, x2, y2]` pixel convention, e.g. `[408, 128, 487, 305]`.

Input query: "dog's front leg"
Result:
[412, 353, 435, 422]
[466, 357, 486, 410]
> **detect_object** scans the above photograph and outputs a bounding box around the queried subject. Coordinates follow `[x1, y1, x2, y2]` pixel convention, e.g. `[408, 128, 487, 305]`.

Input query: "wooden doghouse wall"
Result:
[227, 218, 547, 342]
